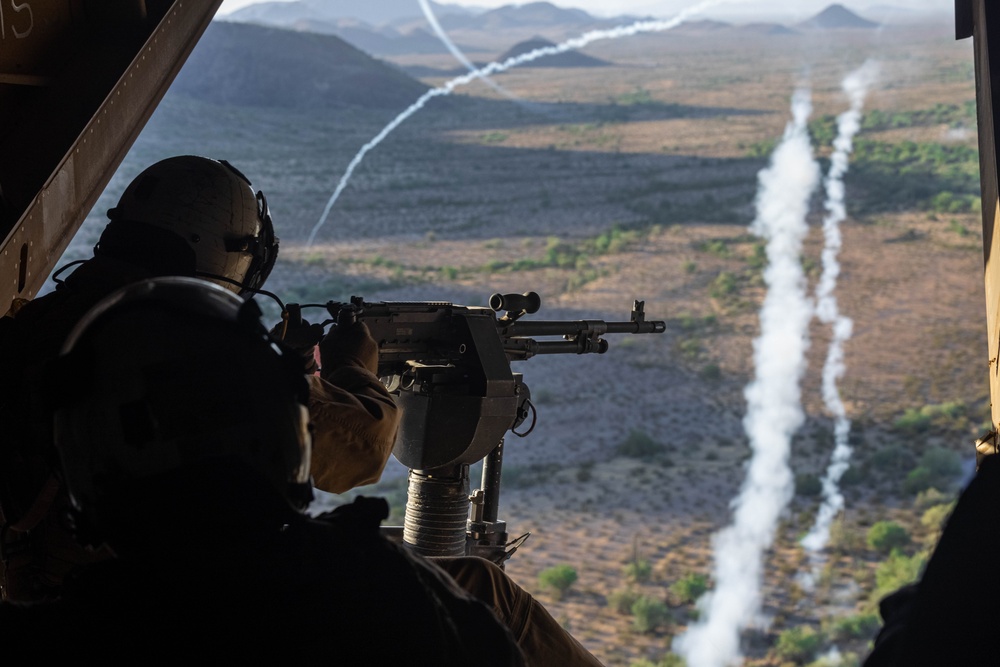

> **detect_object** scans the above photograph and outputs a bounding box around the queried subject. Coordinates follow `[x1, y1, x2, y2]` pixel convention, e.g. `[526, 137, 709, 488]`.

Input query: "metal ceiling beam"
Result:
[0, 0, 223, 311]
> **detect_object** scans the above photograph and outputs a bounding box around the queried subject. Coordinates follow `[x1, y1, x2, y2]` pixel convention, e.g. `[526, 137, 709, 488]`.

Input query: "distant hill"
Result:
[796, 3, 880, 29]
[672, 19, 733, 34]
[223, 1, 635, 56]
[736, 23, 798, 36]
[271, 18, 481, 57]
[171, 22, 429, 109]
[494, 36, 611, 68]
[226, 0, 474, 28]
[438, 1, 597, 31]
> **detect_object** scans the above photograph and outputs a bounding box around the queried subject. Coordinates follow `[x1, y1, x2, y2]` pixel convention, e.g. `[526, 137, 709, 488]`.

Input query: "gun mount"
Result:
[312, 292, 666, 565]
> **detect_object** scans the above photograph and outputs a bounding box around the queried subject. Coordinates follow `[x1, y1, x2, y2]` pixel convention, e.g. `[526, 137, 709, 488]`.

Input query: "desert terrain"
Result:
[63, 12, 983, 666]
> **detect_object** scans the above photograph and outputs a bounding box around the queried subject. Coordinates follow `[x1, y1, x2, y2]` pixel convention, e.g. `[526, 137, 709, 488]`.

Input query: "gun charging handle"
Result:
[335, 301, 361, 328]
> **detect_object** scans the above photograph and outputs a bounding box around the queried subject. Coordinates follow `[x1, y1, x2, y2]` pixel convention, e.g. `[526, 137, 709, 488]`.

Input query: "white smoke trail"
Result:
[673, 88, 821, 667]
[305, 0, 738, 246]
[800, 60, 880, 556]
[417, 0, 517, 102]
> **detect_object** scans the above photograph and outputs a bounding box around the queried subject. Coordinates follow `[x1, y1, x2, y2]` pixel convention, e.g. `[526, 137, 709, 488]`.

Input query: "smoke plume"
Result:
[306, 0, 738, 245]
[418, 0, 517, 102]
[800, 59, 880, 555]
[673, 87, 821, 667]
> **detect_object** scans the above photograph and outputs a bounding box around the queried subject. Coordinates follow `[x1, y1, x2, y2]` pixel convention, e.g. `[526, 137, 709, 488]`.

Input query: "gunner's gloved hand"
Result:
[269, 316, 324, 375]
[319, 321, 379, 375]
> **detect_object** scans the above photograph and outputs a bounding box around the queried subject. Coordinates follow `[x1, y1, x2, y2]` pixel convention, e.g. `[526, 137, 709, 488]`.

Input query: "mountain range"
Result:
[182, 3, 891, 110]
[220, 2, 886, 58]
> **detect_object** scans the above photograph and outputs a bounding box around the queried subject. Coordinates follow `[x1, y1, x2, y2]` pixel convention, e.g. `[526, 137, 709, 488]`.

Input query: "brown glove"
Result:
[319, 321, 379, 375]
[268, 317, 324, 375]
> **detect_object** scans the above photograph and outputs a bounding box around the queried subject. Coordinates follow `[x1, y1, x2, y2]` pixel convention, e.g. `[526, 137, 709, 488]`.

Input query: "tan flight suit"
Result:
[306, 370, 399, 494]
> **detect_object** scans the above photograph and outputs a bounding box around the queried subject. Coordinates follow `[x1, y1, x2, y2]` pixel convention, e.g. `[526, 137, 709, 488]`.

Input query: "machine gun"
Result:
[292, 292, 665, 565]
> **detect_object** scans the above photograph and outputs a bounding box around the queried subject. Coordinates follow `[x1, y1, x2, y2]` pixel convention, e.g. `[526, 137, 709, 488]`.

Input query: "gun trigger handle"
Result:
[337, 305, 357, 327]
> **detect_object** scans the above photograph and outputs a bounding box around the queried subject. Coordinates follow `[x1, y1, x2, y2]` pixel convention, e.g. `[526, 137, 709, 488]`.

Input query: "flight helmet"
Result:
[50, 277, 313, 545]
[97, 156, 278, 295]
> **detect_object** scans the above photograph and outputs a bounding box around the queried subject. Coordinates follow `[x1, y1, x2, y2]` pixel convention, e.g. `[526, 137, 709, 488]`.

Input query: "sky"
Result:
[217, 0, 953, 22]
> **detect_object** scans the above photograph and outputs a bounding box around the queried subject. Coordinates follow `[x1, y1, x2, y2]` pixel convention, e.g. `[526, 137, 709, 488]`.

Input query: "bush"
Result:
[699, 363, 722, 381]
[893, 402, 967, 433]
[617, 430, 666, 459]
[795, 473, 823, 497]
[920, 502, 956, 534]
[903, 447, 963, 494]
[867, 444, 916, 475]
[631, 595, 670, 634]
[825, 613, 881, 641]
[609, 587, 641, 614]
[623, 559, 653, 584]
[913, 487, 951, 510]
[774, 625, 824, 664]
[867, 521, 910, 554]
[870, 550, 926, 609]
[670, 573, 708, 604]
[902, 466, 934, 494]
[538, 564, 578, 599]
[709, 271, 738, 300]
[828, 517, 864, 553]
[921, 447, 963, 481]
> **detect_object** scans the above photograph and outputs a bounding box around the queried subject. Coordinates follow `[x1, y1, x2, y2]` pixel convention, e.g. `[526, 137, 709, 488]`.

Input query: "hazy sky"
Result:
[217, 0, 952, 22]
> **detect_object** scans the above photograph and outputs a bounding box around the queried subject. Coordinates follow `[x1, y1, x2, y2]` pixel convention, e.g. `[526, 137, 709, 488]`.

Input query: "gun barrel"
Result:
[502, 319, 666, 337]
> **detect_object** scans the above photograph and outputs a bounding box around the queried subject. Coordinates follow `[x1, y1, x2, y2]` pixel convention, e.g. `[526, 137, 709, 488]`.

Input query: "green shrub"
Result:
[623, 558, 653, 584]
[839, 466, 863, 485]
[748, 242, 767, 269]
[870, 550, 926, 609]
[699, 363, 722, 381]
[825, 613, 881, 641]
[920, 502, 956, 533]
[670, 573, 708, 604]
[902, 467, 934, 494]
[609, 587, 641, 614]
[617, 430, 666, 459]
[709, 271, 738, 300]
[630, 655, 686, 667]
[913, 487, 951, 510]
[867, 521, 910, 554]
[631, 595, 670, 634]
[868, 444, 916, 474]
[903, 447, 963, 494]
[697, 239, 731, 258]
[795, 473, 823, 497]
[538, 564, 578, 599]
[921, 446, 963, 481]
[774, 625, 824, 663]
[893, 402, 967, 433]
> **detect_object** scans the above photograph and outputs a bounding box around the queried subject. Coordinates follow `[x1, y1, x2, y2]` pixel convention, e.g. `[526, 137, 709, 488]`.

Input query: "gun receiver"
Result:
[326, 292, 665, 375]
[316, 292, 665, 563]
